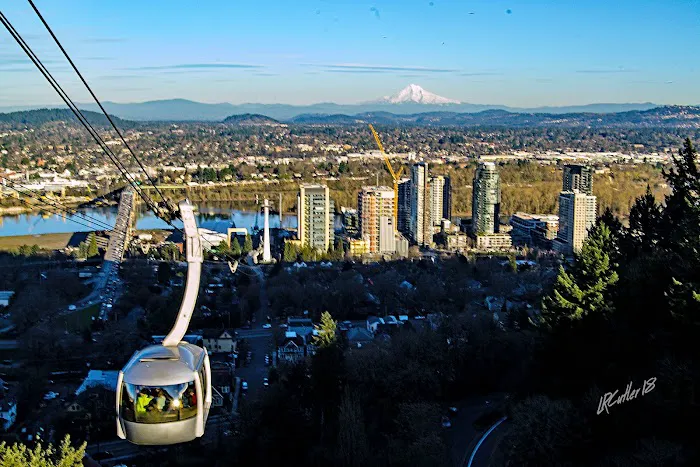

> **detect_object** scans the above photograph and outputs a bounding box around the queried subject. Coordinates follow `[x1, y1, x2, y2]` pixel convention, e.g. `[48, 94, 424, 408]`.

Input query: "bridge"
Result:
[97, 186, 136, 320]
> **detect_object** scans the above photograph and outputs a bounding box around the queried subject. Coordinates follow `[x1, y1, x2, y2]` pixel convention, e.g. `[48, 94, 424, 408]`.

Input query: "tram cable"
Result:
[27, 0, 174, 219]
[2, 179, 117, 231]
[0, 12, 161, 217]
[8, 189, 121, 234]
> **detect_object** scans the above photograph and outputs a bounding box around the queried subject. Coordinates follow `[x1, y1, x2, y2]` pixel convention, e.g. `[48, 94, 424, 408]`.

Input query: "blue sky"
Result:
[1, 0, 699, 106]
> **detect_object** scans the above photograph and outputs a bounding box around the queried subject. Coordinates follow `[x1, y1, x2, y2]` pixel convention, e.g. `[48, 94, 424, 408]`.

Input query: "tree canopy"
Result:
[0, 436, 86, 467]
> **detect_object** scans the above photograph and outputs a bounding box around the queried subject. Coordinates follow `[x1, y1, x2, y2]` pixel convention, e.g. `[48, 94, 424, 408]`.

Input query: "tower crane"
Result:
[369, 124, 403, 231]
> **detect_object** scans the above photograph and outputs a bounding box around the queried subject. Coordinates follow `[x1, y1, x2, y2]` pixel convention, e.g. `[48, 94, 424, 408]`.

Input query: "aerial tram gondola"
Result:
[116, 200, 212, 445]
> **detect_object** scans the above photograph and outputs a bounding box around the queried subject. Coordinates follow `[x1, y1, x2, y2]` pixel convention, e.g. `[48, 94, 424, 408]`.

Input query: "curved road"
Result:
[466, 417, 509, 467]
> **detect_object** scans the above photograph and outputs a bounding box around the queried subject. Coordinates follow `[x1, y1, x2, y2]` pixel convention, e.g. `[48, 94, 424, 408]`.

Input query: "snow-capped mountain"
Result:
[377, 84, 461, 105]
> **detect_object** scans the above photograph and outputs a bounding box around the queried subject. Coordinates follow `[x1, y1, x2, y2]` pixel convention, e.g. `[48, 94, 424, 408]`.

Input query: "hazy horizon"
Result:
[1, 0, 699, 107]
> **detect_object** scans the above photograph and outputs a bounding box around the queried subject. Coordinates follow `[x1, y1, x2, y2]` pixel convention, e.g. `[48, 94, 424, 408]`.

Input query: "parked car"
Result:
[262, 323, 272, 329]
[441, 416, 452, 428]
[241, 381, 248, 391]
[263, 377, 269, 387]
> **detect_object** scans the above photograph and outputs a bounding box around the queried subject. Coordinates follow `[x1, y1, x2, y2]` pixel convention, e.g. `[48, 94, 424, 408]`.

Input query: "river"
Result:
[0, 202, 308, 237]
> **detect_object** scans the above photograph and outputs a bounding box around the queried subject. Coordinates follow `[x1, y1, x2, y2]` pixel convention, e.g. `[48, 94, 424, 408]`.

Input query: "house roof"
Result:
[0, 291, 14, 300]
[287, 317, 313, 326]
[76, 370, 119, 395]
[347, 328, 374, 343]
[201, 329, 234, 340]
[280, 337, 305, 348]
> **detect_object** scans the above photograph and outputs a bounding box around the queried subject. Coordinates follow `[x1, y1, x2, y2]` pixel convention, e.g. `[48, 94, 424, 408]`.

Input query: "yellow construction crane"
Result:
[368, 124, 403, 230]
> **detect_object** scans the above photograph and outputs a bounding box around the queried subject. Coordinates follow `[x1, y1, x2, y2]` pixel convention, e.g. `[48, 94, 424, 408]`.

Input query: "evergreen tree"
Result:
[78, 242, 88, 259]
[243, 234, 253, 254]
[624, 185, 661, 254]
[660, 138, 700, 251]
[595, 207, 624, 262]
[87, 233, 99, 258]
[335, 390, 368, 467]
[541, 224, 618, 328]
[661, 139, 700, 327]
[283, 242, 296, 262]
[231, 238, 242, 257]
[313, 311, 337, 348]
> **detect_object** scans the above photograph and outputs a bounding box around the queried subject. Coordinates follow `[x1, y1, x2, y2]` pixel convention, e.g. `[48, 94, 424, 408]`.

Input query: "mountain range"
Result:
[285, 106, 700, 128]
[0, 85, 665, 122]
[2, 105, 699, 129]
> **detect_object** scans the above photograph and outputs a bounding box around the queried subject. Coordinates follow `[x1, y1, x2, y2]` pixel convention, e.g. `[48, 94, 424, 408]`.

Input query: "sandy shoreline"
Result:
[0, 232, 79, 251]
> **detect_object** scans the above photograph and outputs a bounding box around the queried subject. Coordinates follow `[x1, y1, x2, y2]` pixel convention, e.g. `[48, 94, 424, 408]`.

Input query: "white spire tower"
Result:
[262, 198, 271, 262]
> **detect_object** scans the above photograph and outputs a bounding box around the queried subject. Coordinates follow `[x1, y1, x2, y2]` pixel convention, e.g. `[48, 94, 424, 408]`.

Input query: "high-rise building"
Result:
[563, 165, 593, 195]
[358, 186, 395, 253]
[554, 190, 597, 254]
[409, 162, 432, 246]
[442, 176, 452, 221]
[429, 175, 447, 228]
[397, 178, 412, 236]
[472, 162, 501, 235]
[379, 216, 396, 254]
[297, 184, 334, 250]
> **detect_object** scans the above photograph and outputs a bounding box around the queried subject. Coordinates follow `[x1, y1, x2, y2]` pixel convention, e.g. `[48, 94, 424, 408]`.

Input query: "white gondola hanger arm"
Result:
[163, 200, 203, 346]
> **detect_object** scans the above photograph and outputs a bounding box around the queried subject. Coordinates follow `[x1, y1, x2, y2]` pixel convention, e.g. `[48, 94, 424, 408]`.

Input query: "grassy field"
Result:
[0, 233, 74, 251]
[62, 303, 100, 332]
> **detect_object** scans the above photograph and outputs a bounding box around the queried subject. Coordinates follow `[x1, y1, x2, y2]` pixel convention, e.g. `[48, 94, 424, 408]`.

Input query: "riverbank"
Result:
[0, 232, 76, 251]
[0, 196, 95, 215]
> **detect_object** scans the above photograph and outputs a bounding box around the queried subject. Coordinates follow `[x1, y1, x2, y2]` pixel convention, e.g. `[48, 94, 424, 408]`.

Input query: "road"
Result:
[98, 187, 135, 320]
[447, 395, 507, 467]
[234, 327, 273, 399]
[55, 187, 134, 320]
[237, 259, 274, 397]
[466, 417, 509, 467]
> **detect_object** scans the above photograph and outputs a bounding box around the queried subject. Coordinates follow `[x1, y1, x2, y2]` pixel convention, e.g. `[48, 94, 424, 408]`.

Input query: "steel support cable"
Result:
[4, 184, 134, 240]
[0, 12, 160, 215]
[27, 0, 171, 216]
[3, 179, 116, 231]
[6, 186, 120, 233]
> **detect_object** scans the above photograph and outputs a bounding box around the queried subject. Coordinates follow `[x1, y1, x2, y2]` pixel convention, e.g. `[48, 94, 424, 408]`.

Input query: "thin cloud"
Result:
[253, 72, 279, 76]
[0, 58, 62, 66]
[325, 69, 391, 74]
[459, 72, 503, 76]
[81, 38, 127, 43]
[576, 68, 636, 74]
[78, 57, 115, 61]
[0, 65, 69, 72]
[127, 63, 264, 71]
[309, 63, 456, 73]
[0, 59, 31, 65]
[98, 75, 142, 80]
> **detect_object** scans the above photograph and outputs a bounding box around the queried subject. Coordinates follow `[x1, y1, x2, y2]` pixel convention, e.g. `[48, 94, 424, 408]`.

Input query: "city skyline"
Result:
[1, 0, 699, 107]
